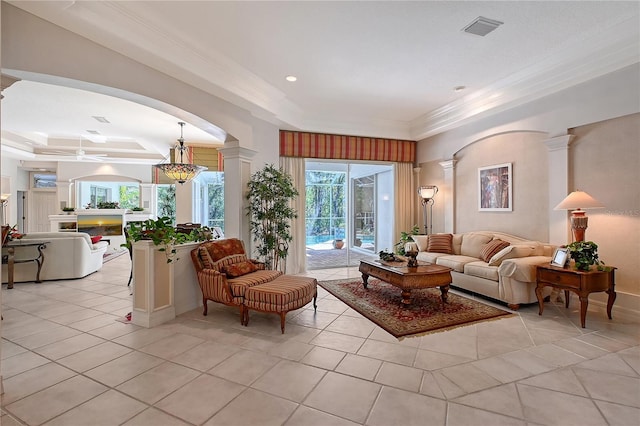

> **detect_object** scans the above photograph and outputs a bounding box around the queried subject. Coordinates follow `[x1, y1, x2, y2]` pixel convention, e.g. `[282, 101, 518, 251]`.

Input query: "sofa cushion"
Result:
[460, 233, 493, 258]
[412, 235, 429, 252]
[488, 244, 534, 266]
[435, 255, 478, 272]
[464, 261, 499, 281]
[427, 234, 453, 254]
[221, 260, 259, 277]
[416, 251, 449, 264]
[480, 239, 510, 262]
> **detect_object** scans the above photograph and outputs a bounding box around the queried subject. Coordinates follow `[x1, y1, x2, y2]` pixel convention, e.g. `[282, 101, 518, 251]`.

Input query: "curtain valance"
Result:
[280, 131, 415, 163]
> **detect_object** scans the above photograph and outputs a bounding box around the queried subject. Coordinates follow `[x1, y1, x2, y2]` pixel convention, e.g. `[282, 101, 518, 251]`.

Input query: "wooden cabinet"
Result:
[536, 264, 616, 328]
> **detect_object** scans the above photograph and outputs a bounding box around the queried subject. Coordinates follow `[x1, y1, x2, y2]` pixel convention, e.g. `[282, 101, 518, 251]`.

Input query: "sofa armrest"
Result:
[499, 256, 551, 283]
[196, 269, 234, 304]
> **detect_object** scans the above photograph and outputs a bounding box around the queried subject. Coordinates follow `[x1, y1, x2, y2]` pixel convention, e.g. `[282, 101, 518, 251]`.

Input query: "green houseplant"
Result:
[395, 224, 419, 256]
[97, 201, 120, 209]
[123, 217, 215, 263]
[566, 241, 608, 271]
[246, 164, 298, 271]
[62, 207, 76, 214]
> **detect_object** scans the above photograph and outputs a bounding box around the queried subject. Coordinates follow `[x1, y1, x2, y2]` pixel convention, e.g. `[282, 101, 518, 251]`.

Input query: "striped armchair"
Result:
[190, 238, 283, 316]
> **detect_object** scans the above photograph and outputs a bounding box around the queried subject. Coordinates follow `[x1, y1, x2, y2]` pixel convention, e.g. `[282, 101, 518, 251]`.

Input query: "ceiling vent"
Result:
[92, 116, 110, 123]
[462, 16, 503, 37]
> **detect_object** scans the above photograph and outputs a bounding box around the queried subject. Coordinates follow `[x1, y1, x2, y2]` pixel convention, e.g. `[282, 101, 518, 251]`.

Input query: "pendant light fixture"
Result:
[154, 122, 207, 184]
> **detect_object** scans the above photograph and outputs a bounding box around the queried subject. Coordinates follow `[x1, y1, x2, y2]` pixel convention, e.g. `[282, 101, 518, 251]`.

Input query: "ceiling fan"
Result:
[40, 137, 108, 162]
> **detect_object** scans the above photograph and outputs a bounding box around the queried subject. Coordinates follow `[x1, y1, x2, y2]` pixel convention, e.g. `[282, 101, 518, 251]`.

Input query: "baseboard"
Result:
[588, 290, 640, 321]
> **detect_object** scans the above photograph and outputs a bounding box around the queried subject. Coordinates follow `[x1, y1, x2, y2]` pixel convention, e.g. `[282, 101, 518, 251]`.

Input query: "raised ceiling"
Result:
[2, 1, 639, 164]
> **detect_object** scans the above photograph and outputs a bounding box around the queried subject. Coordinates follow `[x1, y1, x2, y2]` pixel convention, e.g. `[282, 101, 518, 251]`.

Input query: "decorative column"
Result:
[544, 135, 574, 245]
[439, 160, 457, 233]
[140, 183, 156, 215]
[130, 240, 201, 327]
[175, 181, 195, 224]
[55, 181, 73, 210]
[218, 141, 256, 242]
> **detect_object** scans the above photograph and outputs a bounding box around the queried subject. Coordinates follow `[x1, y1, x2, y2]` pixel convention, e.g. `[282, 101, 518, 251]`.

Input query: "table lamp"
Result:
[404, 242, 419, 267]
[554, 190, 604, 242]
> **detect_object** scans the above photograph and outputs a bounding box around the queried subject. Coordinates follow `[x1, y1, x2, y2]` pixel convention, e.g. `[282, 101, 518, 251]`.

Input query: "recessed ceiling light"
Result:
[454, 86, 466, 92]
[285, 75, 297, 82]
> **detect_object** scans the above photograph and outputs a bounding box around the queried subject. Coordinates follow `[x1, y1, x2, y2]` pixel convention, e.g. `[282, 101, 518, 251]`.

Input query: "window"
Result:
[77, 181, 140, 209]
[156, 184, 176, 224]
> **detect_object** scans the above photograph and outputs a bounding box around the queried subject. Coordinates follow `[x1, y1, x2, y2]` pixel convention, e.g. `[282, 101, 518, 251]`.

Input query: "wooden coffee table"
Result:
[359, 259, 452, 306]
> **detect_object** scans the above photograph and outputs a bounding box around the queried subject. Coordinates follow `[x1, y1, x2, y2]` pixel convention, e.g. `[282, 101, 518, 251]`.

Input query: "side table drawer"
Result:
[538, 268, 581, 289]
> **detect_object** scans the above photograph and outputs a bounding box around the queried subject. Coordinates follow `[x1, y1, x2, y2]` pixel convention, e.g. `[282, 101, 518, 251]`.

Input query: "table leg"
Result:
[564, 290, 570, 308]
[606, 288, 616, 320]
[35, 243, 46, 283]
[606, 271, 616, 320]
[579, 295, 589, 328]
[400, 289, 412, 305]
[7, 247, 15, 289]
[439, 284, 449, 308]
[361, 273, 369, 289]
[535, 283, 545, 316]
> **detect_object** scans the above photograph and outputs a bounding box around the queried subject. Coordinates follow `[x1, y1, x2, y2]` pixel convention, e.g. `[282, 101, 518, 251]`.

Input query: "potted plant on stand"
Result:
[246, 164, 298, 271]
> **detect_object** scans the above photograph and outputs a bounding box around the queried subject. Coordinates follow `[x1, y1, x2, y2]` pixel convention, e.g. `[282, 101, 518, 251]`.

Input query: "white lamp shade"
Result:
[404, 242, 418, 254]
[418, 186, 438, 200]
[554, 190, 604, 211]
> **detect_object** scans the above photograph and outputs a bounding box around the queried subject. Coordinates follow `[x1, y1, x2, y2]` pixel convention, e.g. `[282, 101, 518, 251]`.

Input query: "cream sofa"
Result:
[413, 231, 555, 309]
[2, 232, 109, 283]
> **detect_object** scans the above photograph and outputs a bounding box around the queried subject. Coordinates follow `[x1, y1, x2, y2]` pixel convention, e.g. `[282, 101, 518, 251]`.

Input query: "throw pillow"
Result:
[221, 260, 259, 278]
[412, 235, 429, 252]
[480, 239, 510, 263]
[426, 233, 453, 254]
[90, 235, 102, 244]
[488, 245, 534, 266]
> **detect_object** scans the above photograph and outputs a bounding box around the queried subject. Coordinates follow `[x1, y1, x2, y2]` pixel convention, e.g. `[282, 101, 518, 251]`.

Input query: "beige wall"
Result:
[452, 131, 549, 241]
[570, 113, 640, 295]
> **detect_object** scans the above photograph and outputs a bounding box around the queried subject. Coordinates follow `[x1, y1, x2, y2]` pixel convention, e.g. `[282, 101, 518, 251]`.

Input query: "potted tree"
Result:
[246, 164, 298, 271]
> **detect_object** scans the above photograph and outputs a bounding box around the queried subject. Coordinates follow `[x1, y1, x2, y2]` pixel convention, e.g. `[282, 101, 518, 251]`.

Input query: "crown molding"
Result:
[410, 16, 640, 141]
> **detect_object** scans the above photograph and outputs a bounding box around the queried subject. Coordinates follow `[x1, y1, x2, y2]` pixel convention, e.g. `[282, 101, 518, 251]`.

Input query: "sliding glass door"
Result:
[306, 160, 394, 269]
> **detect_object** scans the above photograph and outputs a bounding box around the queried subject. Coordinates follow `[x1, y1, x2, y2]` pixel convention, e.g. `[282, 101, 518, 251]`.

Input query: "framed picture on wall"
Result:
[478, 163, 512, 211]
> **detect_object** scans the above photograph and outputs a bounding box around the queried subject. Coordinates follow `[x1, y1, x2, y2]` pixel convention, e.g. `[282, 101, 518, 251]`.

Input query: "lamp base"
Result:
[406, 254, 418, 268]
[570, 210, 588, 242]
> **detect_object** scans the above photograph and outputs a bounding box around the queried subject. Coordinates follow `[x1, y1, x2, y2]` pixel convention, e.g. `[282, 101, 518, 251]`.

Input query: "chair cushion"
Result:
[427, 234, 453, 254]
[227, 270, 284, 297]
[479, 239, 510, 262]
[221, 260, 258, 277]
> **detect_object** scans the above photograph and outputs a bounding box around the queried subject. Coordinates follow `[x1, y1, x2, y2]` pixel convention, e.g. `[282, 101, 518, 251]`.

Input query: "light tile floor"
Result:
[1, 254, 639, 425]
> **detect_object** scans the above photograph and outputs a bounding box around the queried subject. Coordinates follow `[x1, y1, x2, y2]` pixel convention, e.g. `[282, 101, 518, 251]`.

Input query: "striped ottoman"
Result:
[241, 275, 318, 333]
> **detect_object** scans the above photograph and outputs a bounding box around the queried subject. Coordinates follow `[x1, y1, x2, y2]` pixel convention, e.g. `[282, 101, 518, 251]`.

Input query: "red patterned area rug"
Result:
[319, 278, 514, 339]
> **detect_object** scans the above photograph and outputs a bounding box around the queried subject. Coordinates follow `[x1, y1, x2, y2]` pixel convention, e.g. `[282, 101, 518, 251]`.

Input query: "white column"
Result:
[140, 183, 156, 216]
[55, 181, 73, 210]
[545, 135, 575, 245]
[218, 141, 256, 242]
[413, 167, 421, 231]
[130, 240, 201, 328]
[175, 181, 194, 224]
[439, 160, 457, 233]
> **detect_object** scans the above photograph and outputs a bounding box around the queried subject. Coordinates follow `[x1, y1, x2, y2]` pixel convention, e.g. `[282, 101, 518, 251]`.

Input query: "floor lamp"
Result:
[418, 186, 438, 235]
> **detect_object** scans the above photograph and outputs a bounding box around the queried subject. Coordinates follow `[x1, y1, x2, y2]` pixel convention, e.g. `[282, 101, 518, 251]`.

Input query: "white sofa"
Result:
[413, 231, 555, 309]
[2, 232, 109, 283]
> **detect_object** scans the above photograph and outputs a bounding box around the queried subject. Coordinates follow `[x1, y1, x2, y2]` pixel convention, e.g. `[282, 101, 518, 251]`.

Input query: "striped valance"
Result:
[280, 131, 415, 163]
[152, 146, 224, 184]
